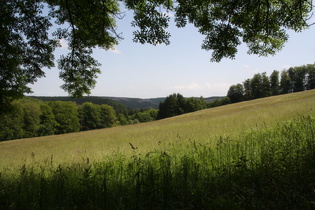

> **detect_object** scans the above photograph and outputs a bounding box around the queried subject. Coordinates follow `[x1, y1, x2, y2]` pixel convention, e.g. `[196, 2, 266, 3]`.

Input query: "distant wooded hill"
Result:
[31, 96, 223, 110]
[31, 96, 131, 113]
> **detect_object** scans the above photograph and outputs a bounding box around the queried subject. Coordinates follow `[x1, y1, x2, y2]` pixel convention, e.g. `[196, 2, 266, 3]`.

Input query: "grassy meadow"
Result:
[0, 90, 314, 167]
[1, 90, 315, 209]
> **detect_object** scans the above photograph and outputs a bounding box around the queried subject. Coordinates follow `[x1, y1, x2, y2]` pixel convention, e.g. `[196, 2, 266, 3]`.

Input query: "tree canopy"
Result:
[1, 0, 313, 113]
[226, 63, 315, 103]
[158, 93, 207, 119]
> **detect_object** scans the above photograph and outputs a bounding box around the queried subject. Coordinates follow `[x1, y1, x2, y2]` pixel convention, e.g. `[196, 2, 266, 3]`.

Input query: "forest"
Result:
[0, 95, 207, 141]
[0, 97, 159, 141]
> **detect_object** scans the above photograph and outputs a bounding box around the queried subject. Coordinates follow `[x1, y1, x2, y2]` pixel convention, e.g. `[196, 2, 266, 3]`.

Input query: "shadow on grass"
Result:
[1, 115, 315, 209]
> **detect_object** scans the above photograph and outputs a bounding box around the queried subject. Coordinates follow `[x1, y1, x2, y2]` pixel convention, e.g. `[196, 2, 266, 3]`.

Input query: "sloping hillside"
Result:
[2, 90, 315, 167]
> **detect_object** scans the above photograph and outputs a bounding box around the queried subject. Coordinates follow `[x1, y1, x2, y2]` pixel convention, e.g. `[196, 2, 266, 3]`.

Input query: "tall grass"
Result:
[1, 115, 315, 209]
[1, 90, 315, 168]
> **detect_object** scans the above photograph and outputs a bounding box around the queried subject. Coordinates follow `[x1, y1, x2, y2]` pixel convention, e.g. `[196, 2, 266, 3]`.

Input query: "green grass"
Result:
[1, 90, 315, 209]
[1, 114, 315, 209]
[1, 90, 315, 168]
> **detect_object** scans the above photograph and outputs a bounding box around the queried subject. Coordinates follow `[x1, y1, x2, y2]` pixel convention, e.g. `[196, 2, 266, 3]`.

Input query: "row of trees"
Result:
[227, 64, 315, 103]
[0, 93, 211, 140]
[0, 99, 81, 141]
[33, 96, 132, 114]
[158, 64, 315, 120]
[158, 94, 208, 119]
[0, 99, 116, 141]
[0, 98, 160, 141]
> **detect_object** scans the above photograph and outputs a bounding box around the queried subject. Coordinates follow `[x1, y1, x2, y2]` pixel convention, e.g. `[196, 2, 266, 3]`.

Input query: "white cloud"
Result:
[109, 47, 121, 54]
[205, 83, 230, 90]
[174, 82, 230, 93]
[242, 64, 250, 70]
[174, 83, 202, 90]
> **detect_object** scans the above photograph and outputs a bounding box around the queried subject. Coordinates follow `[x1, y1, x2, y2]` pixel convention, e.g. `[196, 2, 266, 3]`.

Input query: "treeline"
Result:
[0, 98, 158, 141]
[158, 93, 209, 119]
[157, 94, 231, 120]
[2, 64, 314, 141]
[32, 96, 132, 114]
[157, 64, 315, 120]
[0, 94, 214, 140]
[227, 64, 315, 103]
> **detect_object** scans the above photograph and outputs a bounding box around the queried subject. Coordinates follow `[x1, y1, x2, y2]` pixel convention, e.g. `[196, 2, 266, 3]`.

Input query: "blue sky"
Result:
[28, 10, 315, 98]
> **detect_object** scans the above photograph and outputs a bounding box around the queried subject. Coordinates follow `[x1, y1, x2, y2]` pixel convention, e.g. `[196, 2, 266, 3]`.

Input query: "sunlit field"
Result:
[0, 90, 314, 168]
[1, 90, 315, 209]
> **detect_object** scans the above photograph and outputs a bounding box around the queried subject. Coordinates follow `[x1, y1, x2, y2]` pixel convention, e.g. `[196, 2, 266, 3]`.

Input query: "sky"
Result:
[27, 9, 315, 99]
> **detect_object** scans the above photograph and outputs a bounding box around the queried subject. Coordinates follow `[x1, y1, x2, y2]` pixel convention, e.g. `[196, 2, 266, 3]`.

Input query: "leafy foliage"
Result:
[0, 101, 25, 140]
[158, 93, 208, 119]
[280, 70, 292, 94]
[38, 103, 57, 136]
[0, 0, 56, 113]
[0, 96, 164, 141]
[78, 102, 101, 130]
[22, 102, 42, 138]
[227, 63, 315, 103]
[47, 101, 80, 134]
[174, 0, 311, 61]
[250, 72, 271, 98]
[207, 96, 231, 108]
[99, 104, 117, 128]
[1, 0, 313, 113]
[78, 102, 117, 130]
[32, 96, 132, 114]
[227, 84, 244, 103]
[270, 70, 280, 95]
